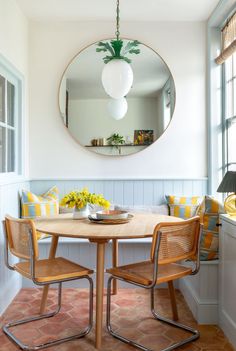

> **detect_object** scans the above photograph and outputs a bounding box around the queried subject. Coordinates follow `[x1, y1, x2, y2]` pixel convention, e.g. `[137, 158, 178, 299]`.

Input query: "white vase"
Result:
[73, 204, 90, 219]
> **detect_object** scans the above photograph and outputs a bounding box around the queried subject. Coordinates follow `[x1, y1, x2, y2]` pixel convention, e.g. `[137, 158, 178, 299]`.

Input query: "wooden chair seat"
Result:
[107, 261, 192, 286]
[15, 257, 94, 283]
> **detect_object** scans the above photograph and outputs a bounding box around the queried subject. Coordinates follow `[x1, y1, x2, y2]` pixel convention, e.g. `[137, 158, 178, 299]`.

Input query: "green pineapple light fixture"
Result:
[96, 0, 140, 102]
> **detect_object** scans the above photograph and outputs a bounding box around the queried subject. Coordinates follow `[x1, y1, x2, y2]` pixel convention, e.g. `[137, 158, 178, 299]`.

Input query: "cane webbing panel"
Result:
[151, 217, 200, 263]
[5, 217, 38, 260]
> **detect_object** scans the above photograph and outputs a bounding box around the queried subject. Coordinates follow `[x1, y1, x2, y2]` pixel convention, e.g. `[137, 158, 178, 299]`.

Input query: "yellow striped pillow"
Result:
[199, 195, 224, 260]
[165, 195, 203, 219]
[21, 186, 59, 239]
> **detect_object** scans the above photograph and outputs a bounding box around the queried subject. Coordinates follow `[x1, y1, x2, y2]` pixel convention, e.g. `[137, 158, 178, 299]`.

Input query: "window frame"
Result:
[0, 55, 24, 183]
[222, 53, 236, 173]
[207, 0, 236, 195]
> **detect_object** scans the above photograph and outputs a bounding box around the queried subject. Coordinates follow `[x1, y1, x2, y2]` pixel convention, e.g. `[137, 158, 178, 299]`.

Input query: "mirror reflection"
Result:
[59, 39, 175, 156]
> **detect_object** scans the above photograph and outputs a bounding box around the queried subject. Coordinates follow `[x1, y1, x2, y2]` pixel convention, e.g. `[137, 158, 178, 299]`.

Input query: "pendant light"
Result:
[96, 0, 140, 100]
[107, 97, 128, 120]
[102, 60, 133, 99]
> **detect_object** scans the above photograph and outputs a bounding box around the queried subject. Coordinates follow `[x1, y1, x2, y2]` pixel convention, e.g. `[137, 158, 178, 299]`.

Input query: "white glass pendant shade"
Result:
[102, 59, 133, 99]
[107, 97, 128, 120]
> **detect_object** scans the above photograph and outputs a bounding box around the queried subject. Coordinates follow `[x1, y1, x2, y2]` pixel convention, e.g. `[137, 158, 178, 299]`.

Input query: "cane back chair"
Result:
[106, 216, 202, 351]
[2, 215, 94, 351]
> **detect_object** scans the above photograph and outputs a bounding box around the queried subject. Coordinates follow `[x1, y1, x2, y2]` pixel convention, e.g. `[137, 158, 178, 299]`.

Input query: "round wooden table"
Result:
[34, 213, 182, 349]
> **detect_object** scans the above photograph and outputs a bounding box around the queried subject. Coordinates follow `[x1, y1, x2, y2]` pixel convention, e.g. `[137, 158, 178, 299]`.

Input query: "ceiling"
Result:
[15, 0, 220, 22]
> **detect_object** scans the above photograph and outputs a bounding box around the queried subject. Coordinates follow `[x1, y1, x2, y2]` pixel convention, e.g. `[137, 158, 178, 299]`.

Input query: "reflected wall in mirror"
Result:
[59, 39, 175, 156]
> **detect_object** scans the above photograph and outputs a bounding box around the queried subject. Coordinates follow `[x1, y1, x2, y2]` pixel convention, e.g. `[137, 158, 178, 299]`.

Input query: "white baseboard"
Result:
[219, 310, 236, 348]
[0, 275, 21, 316]
[179, 278, 218, 324]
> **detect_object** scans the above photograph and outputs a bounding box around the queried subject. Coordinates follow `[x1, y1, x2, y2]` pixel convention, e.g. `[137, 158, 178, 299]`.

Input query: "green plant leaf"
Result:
[111, 39, 123, 57]
[103, 56, 114, 63]
[98, 41, 115, 56]
[129, 49, 140, 55]
[97, 39, 140, 64]
[122, 40, 140, 56]
[96, 48, 107, 53]
[96, 42, 115, 56]
[122, 57, 131, 63]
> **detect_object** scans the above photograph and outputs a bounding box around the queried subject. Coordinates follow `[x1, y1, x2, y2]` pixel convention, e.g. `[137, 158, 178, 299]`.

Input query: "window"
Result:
[162, 78, 175, 130]
[163, 88, 171, 130]
[0, 58, 23, 178]
[208, 5, 236, 194]
[215, 10, 236, 174]
[223, 52, 236, 172]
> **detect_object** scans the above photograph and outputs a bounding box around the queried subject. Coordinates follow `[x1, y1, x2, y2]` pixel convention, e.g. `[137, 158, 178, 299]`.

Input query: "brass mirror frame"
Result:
[58, 37, 176, 157]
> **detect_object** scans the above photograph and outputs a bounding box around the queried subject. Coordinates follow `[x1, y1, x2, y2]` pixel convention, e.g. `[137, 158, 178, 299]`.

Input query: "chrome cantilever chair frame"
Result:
[106, 219, 202, 351]
[2, 219, 93, 351]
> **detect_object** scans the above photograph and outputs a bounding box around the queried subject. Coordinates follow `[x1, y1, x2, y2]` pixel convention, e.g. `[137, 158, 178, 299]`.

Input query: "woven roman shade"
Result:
[215, 11, 236, 65]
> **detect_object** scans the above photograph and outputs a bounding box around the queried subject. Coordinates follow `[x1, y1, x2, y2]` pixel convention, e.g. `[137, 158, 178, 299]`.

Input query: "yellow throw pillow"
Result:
[199, 195, 224, 260]
[21, 186, 59, 240]
[165, 195, 203, 219]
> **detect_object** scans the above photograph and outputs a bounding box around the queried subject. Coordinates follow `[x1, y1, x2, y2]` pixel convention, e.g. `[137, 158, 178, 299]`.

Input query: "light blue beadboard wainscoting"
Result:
[0, 180, 30, 315]
[30, 178, 208, 204]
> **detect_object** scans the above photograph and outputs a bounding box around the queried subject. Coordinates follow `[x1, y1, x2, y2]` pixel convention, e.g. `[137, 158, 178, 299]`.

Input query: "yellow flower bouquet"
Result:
[60, 188, 110, 219]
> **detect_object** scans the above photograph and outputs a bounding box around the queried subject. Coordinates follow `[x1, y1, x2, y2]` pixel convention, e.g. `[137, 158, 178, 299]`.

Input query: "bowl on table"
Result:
[96, 210, 129, 220]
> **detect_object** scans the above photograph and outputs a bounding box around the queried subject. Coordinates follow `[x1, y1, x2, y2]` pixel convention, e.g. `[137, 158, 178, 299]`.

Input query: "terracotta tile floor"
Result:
[0, 288, 234, 351]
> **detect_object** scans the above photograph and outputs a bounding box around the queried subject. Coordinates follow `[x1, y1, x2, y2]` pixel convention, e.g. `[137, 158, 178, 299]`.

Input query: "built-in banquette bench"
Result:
[21, 177, 219, 325]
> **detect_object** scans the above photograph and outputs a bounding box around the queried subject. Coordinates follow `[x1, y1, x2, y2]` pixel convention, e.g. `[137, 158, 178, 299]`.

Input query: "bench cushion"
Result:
[114, 204, 169, 215]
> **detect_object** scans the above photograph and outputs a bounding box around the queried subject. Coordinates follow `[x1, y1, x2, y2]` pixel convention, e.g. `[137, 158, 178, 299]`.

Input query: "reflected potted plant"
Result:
[107, 133, 125, 154]
[60, 188, 110, 219]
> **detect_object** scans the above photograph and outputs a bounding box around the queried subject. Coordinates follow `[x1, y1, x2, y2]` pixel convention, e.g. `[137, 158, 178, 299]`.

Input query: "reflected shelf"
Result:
[85, 144, 151, 156]
[85, 144, 152, 147]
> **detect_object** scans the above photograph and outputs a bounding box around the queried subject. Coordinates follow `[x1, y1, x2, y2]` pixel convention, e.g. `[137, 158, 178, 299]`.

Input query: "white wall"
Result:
[68, 97, 158, 146]
[0, 0, 29, 315]
[0, 0, 28, 74]
[0, 0, 29, 178]
[29, 21, 206, 179]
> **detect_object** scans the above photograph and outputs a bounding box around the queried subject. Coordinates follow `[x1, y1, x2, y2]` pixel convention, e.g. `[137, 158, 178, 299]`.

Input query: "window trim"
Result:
[0, 54, 25, 184]
[225, 115, 236, 169]
[222, 46, 236, 173]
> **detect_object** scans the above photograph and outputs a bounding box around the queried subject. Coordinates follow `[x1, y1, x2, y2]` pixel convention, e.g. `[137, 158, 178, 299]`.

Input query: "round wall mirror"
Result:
[59, 39, 175, 156]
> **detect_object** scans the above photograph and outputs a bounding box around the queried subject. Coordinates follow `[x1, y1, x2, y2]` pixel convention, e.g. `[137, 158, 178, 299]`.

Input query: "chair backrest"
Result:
[4, 215, 39, 260]
[150, 216, 201, 264]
